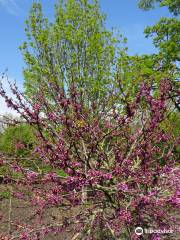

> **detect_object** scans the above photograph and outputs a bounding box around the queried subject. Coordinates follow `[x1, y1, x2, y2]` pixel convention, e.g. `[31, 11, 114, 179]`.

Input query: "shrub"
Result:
[0, 124, 36, 157]
[0, 79, 179, 240]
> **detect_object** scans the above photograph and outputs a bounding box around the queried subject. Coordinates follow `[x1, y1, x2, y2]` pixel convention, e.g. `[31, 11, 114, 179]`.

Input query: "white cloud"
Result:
[0, 0, 23, 16]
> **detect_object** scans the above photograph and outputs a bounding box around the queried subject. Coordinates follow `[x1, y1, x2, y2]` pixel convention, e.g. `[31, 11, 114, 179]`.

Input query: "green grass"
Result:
[0, 190, 10, 199]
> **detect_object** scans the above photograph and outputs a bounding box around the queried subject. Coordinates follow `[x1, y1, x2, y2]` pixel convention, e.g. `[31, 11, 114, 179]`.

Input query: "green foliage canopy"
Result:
[0, 124, 36, 157]
[144, 18, 180, 62]
[139, 0, 180, 64]
[20, 0, 126, 110]
[138, 0, 180, 15]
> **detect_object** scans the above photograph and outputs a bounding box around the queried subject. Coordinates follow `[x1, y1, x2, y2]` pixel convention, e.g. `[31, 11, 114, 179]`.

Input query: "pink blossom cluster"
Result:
[0, 79, 179, 239]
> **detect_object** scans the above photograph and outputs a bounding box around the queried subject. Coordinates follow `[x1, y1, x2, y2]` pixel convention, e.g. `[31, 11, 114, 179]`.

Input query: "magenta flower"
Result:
[117, 183, 128, 192]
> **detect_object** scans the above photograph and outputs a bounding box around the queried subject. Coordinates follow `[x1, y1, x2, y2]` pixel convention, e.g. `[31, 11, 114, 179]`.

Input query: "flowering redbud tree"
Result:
[0, 77, 179, 240]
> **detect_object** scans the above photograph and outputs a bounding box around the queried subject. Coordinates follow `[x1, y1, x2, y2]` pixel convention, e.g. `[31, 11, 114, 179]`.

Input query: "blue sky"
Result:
[0, 0, 171, 114]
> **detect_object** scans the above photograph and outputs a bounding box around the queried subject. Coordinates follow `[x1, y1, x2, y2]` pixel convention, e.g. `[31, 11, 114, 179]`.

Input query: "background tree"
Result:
[138, 0, 180, 15]
[20, 0, 126, 113]
[0, 123, 36, 157]
[144, 17, 180, 63]
[138, 0, 180, 64]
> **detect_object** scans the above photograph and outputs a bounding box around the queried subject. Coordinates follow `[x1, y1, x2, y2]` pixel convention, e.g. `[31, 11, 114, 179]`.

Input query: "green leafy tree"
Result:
[138, 0, 180, 15]
[144, 17, 180, 62]
[20, 0, 126, 111]
[138, 0, 180, 63]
